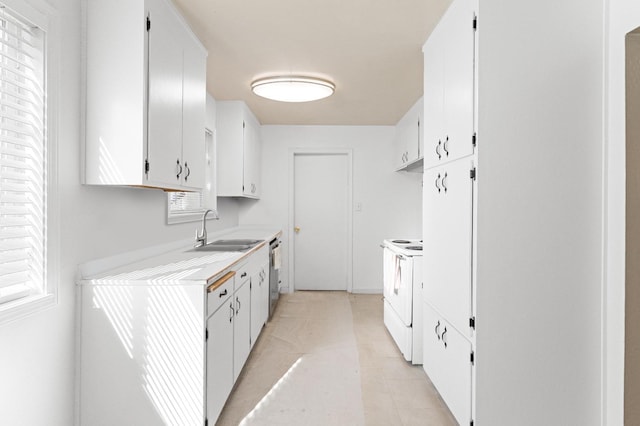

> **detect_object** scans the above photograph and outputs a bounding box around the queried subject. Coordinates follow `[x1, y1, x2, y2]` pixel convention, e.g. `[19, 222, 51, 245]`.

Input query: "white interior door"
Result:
[293, 153, 349, 291]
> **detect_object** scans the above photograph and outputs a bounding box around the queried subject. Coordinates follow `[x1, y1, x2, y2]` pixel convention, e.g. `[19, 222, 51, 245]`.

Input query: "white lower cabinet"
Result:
[250, 261, 269, 348]
[232, 278, 251, 382]
[423, 301, 473, 426]
[206, 289, 234, 422]
[78, 239, 277, 426]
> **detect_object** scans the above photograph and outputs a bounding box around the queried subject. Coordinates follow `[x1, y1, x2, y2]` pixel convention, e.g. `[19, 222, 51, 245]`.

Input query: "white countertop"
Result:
[78, 226, 282, 286]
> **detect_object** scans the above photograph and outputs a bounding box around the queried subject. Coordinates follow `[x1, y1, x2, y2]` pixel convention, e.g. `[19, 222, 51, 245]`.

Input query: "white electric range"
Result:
[382, 239, 423, 364]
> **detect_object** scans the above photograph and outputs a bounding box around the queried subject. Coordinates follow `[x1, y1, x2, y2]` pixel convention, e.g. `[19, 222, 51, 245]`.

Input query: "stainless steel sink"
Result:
[189, 239, 263, 252]
[209, 239, 263, 246]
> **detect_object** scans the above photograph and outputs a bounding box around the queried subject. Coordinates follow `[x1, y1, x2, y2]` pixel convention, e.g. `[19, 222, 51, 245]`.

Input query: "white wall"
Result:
[238, 125, 423, 293]
[607, 0, 640, 424]
[475, 0, 605, 424]
[0, 1, 239, 424]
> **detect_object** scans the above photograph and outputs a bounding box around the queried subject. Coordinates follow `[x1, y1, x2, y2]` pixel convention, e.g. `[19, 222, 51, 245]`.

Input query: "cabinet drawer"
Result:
[234, 261, 251, 288]
[207, 271, 234, 315]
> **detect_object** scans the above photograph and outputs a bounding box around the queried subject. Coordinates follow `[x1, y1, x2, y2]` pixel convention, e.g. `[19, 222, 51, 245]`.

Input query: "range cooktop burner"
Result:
[392, 239, 412, 244]
[405, 246, 423, 250]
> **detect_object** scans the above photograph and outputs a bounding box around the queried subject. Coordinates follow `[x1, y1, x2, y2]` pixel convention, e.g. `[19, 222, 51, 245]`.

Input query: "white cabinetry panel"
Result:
[233, 280, 251, 381]
[394, 97, 424, 171]
[146, 2, 183, 187]
[83, 0, 207, 191]
[423, 302, 473, 426]
[206, 293, 234, 422]
[181, 41, 207, 189]
[250, 262, 269, 348]
[422, 0, 477, 421]
[216, 101, 262, 198]
[423, 0, 475, 169]
[423, 158, 474, 337]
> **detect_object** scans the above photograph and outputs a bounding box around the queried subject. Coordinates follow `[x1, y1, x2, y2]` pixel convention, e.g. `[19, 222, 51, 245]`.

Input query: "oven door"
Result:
[383, 247, 413, 326]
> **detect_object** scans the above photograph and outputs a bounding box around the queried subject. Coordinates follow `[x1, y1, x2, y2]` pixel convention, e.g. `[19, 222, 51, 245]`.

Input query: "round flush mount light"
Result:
[251, 76, 335, 102]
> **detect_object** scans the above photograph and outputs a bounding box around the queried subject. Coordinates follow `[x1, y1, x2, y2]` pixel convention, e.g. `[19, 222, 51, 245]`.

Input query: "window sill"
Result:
[0, 293, 57, 327]
[167, 211, 206, 225]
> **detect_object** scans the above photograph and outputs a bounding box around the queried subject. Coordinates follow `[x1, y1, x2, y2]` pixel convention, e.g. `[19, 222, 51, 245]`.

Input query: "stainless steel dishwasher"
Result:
[268, 237, 281, 318]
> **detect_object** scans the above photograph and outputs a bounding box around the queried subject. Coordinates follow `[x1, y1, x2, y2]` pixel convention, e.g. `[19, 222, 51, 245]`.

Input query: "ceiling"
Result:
[172, 0, 452, 125]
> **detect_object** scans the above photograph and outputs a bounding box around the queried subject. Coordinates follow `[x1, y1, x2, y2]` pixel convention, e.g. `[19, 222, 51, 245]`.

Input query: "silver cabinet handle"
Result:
[442, 327, 448, 348]
[184, 162, 190, 181]
[443, 136, 449, 156]
[435, 320, 441, 339]
[436, 140, 442, 160]
[441, 172, 448, 193]
[236, 296, 241, 313]
[435, 173, 441, 193]
[229, 302, 234, 323]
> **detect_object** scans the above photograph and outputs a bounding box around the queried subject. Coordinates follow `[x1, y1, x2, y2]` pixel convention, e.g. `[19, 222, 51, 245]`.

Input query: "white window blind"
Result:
[0, 4, 46, 306]
[168, 191, 204, 217]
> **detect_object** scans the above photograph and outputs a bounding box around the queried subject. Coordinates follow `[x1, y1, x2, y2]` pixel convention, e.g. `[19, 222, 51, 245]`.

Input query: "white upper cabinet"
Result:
[216, 101, 262, 198]
[394, 97, 424, 171]
[423, 0, 475, 168]
[83, 0, 207, 191]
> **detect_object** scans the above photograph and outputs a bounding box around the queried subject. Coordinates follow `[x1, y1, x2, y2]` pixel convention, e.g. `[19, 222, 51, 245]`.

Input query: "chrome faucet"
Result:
[195, 209, 219, 247]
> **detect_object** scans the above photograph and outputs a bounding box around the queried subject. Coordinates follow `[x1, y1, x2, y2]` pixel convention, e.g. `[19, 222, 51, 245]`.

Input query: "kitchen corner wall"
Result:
[609, 0, 640, 424]
[0, 0, 239, 424]
[237, 125, 423, 294]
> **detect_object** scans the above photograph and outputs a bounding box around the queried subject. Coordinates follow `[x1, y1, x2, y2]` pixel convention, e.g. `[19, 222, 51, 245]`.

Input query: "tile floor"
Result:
[215, 291, 457, 426]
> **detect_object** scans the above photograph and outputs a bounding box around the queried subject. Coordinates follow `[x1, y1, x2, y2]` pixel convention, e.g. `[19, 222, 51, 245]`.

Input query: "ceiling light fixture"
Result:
[251, 76, 335, 102]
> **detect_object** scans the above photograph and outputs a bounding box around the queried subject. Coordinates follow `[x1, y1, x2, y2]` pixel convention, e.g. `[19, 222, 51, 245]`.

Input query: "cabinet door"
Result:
[441, 0, 475, 163]
[423, 302, 473, 426]
[250, 269, 262, 348]
[233, 280, 251, 381]
[181, 38, 206, 190]
[393, 126, 408, 169]
[260, 264, 269, 326]
[146, 4, 184, 187]
[406, 116, 421, 163]
[423, 158, 474, 337]
[423, 21, 445, 169]
[206, 299, 234, 422]
[242, 116, 260, 198]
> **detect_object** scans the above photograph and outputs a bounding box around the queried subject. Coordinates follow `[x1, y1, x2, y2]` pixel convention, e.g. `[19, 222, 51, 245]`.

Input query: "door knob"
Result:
[294, 226, 301, 233]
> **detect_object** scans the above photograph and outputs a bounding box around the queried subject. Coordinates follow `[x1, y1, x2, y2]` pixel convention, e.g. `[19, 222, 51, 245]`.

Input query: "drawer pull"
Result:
[207, 271, 235, 293]
[241, 272, 247, 278]
[219, 289, 228, 298]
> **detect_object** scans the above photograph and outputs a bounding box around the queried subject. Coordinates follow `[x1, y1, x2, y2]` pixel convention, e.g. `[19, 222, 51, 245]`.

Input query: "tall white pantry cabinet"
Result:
[421, 0, 477, 424]
[422, 0, 605, 424]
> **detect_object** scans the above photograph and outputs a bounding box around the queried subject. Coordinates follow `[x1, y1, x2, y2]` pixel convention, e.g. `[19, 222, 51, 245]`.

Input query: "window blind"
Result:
[0, 5, 46, 305]
[168, 191, 204, 218]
